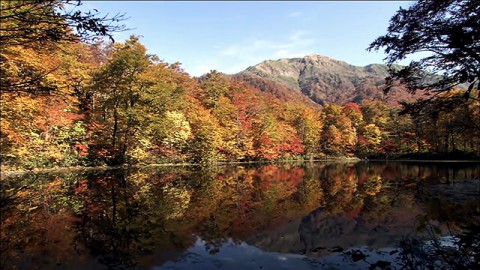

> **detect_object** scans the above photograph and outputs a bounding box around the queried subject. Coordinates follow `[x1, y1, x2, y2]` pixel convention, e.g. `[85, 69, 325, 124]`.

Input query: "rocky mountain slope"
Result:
[236, 54, 425, 106]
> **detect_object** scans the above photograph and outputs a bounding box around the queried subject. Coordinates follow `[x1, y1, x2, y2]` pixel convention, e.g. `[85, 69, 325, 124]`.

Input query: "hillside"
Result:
[3, 31, 477, 171]
[230, 73, 321, 109]
[237, 54, 426, 106]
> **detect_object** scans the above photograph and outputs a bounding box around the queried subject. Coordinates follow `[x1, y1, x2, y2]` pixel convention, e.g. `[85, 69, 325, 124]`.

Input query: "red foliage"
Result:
[37, 96, 83, 132]
[343, 102, 362, 114]
[357, 135, 369, 146]
[73, 142, 88, 156]
[289, 135, 305, 154]
[73, 179, 88, 193]
[257, 165, 304, 190]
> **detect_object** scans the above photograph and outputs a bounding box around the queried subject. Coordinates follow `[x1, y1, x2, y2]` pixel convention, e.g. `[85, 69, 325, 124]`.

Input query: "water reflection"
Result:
[1, 161, 479, 269]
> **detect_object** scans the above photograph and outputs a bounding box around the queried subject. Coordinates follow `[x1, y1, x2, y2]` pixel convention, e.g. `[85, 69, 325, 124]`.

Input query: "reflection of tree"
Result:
[320, 163, 359, 214]
[294, 171, 323, 211]
[2, 162, 479, 269]
[1, 173, 83, 268]
[294, 162, 438, 257]
[76, 172, 138, 268]
[185, 167, 244, 252]
[400, 183, 480, 270]
[364, 175, 383, 196]
[75, 168, 202, 268]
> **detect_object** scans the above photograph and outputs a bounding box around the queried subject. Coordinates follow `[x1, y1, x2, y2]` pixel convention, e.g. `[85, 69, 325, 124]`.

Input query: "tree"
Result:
[368, 0, 479, 99]
[361, 100, 390, 130]
[0, 41, 93, 168]
[200, 70, 230, 109]
[400, 90, 480, 153]
[89, 36, 155, 163]
[362, 124, 382, 152]
[0, 0, 126, 48]
[342, 102, 364, 129]
[294, 107, 322, 158]
[187, 105, 223, 164]
[212, 96, 243, 160]
[0, 0, 126, 93]
[321, 104, 357, 155]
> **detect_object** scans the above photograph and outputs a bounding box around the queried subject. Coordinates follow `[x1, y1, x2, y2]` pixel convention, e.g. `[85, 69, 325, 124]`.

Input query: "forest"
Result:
[1, 1, 479, 171]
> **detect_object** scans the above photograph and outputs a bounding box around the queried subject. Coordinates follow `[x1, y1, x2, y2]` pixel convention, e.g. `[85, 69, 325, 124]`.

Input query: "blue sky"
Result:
[80, 1, 414, 76]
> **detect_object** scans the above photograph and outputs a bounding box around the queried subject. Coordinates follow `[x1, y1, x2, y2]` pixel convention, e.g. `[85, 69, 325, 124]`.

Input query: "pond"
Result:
[1, 161, 479, 269]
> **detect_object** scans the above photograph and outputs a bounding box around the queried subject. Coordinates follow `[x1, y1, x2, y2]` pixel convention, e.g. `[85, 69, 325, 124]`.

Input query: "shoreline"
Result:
[2, 156, 480, 179]
[1, 158, 362, 178]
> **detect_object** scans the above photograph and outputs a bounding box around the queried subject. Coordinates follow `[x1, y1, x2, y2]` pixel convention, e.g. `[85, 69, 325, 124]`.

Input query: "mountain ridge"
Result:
[236, 54, 423, 107]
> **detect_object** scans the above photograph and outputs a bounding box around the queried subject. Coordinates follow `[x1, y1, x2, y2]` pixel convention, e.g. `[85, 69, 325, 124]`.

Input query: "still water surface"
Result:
[1, 161, 479, 269]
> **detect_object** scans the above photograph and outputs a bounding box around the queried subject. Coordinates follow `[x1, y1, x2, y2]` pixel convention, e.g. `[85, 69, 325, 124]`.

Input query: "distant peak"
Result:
[303, 54, 340, 62]
[304, 54, 329, 59]
[304, 54, 322, 58]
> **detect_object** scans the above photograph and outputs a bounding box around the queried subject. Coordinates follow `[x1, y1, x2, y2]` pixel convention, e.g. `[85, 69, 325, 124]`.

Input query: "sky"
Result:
[79, 1, 414, 77]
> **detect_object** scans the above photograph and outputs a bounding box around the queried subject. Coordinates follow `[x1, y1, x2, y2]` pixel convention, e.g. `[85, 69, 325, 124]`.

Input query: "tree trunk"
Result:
[112, 107, 118, 148]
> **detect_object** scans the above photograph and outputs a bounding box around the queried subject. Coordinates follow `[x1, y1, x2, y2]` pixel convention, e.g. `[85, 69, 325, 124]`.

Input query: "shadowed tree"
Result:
[0, 0, 126, 47]
[368, 0, 479, 100]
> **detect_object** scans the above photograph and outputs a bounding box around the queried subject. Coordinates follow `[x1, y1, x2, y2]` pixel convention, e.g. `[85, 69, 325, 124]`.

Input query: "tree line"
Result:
[1, 1, 479, 170]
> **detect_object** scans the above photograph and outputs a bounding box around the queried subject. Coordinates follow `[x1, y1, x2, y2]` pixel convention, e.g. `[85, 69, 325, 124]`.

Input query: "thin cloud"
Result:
[219, 30, 314, 58]
[288, 11, 303, 17]
[189, 31, 316, 75]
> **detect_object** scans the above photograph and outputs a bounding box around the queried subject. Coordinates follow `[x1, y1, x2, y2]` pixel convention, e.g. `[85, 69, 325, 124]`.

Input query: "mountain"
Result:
[235, 54, 425, 107]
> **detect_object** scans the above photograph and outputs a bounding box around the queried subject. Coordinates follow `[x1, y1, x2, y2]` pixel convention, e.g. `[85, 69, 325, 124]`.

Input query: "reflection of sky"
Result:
[153, 237, 403, 270]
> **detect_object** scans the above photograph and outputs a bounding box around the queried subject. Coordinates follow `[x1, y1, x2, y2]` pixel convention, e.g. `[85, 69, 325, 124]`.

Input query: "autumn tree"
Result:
[93, 52, 193, 163]
[212, 96, 243, 159]
[0, 41, 94, 168]
[368, 0, 479, 99]
[386, 110, 416, 153]
[293, 107, 322, 158]
[0, 0, 126, 94]
[359, 124, 382, 154]
[200, 70, 230, 109]
[0, 0, 125, 47]
[135, 62, 191, 163]
[89, 36, 149, 162]
[321, 104, 357, 156]
[187, 105, 224, 164]
[342, 102, 364, 129]
[358, 101, 395, 156]
[229, 84, 260, 160]
[401, 90, 480, 153]
[0, 1, 126, 168]
[360, 100, 390, 130]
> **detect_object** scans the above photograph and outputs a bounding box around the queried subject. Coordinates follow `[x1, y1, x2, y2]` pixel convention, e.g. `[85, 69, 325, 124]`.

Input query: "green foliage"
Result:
[200, 70, 230, 109]
[88, 36, 192, 164]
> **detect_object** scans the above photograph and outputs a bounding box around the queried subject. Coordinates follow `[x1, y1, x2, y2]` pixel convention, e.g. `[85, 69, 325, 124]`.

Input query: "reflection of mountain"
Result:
[247, 204, 422, 258]
[428, 179, 480, 203]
